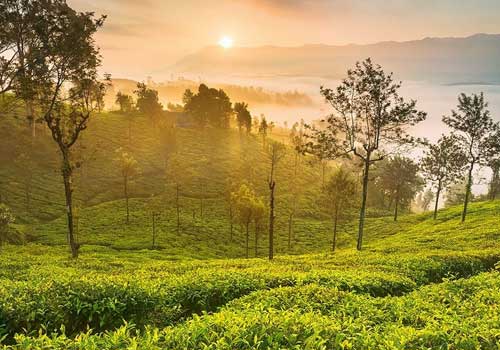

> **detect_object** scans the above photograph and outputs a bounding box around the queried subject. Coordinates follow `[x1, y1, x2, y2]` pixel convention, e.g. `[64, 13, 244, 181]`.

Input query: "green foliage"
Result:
[134, 83, 163, 121]
[184, 84, 233, 128]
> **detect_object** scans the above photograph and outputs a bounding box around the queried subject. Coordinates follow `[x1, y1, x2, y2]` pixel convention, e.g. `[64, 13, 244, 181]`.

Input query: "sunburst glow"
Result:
[218, 36, 233, 49]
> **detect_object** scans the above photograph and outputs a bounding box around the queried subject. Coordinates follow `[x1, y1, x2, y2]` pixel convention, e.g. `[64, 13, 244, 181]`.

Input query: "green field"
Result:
[1, 113, 500, 349]
[0, 198, 499, 349]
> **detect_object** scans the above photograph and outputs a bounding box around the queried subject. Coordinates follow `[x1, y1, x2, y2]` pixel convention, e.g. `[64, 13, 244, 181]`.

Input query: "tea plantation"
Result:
[0, 199, 499, 349]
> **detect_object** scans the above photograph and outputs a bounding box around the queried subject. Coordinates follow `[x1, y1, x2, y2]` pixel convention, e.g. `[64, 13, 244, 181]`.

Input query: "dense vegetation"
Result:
[1, 1, 500, 348]
[0, 199, 499, 348]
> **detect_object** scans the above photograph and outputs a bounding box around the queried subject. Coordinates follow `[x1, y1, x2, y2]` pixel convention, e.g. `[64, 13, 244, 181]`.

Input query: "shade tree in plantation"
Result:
[14, 1, 106, 258]
[415, 189, 435, 213]
[165, 153, 190, 234]
[266, 141, 286, 260]
[377, 156, 424, 221]
[442, 93, 499, 222]
[308, 58, 426, 250]
[183, 84, 232, 128]
[231, 183, 263, 259]
[445, 177, 473, 207]
[258, 116, 269, 147]
[115, 92, 134, 113]
[134, 83, 163, 123]
[224, 179, 238, 241]
[234, 102, 252, 134]
[420, 134, 467, 219]
[252, 196, 266, 257]
[0, 0, 45, 135]
[0, 204, 15, 252]
[322, 167, 358, 251]
[115, 148, 141, 224]
[488, 158, 500, 200]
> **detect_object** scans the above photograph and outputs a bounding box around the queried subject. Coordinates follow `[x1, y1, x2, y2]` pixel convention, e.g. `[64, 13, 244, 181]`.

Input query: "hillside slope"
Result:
[0, 200, 499, 348]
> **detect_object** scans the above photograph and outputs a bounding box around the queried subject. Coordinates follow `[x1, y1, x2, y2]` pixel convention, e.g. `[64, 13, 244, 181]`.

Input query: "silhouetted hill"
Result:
[172, 34, 500, 83]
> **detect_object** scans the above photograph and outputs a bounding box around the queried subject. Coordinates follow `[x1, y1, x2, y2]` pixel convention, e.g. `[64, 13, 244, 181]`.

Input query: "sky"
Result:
[69, 0, 500, 79]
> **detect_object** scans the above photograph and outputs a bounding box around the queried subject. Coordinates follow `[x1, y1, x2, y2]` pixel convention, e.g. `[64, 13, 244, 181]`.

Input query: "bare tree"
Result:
[266, 141, 286, 260]
[115, 148, 140, 224]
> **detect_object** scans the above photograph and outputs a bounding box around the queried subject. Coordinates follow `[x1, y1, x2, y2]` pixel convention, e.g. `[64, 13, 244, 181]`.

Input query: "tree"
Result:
[0, 204, 15, 252]
[442, 93, 499, 222]
[309, 58, 426, 250]
[23, 2, 106, 258]
[287, 120, 305, 248]
[445, 178, 473, 207]
[166, 152, 191, 234]
[115, 91, 134, 113]
[253, 198, 266, 257]
[183, 84, 232, 128]
[234, 102, 252, 134]
[0, 0, 42, 135]
[232, 183, 261, 259]
[134, 83, 163, 122]
[322, 167, 357, 251]
[415, 189, 435, 212]
[224, 179, 237, 241]
[420, 135, 467, 219]
[258, 116, 269, 147]
[377, 156, 424, 221]
[266, 141, 286, 260]
[115, 148, 140, 224]
[488, 158, 500, 200]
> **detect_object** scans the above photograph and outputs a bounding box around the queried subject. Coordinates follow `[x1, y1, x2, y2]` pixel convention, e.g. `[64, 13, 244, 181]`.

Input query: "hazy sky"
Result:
[69, 0, 500, 79]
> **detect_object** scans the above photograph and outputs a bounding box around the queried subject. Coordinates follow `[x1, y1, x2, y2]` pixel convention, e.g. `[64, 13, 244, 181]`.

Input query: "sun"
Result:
[218, 36, 233, 49]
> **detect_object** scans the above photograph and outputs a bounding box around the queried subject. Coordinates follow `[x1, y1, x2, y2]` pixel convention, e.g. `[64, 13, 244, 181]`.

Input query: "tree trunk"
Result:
[332, 204, 339, 252]
[462, 161, 474, 222]
[176, 183, 180, 233]
[152, 213, 156, 249]
[254, 223, 258, 257]
[268, 180, 275, 260]
[229, 205, 234, 242]
[357, 156, 370, 251]
[124, 174, 129, 224]
[393, 189, 400, 222]
[61, 153, 78, 258]
[433, 180, 442, 220]
[245, 221, 250, 259]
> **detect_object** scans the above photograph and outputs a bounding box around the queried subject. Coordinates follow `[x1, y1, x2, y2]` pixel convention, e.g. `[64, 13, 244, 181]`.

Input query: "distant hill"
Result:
[171, 33, 500, 83]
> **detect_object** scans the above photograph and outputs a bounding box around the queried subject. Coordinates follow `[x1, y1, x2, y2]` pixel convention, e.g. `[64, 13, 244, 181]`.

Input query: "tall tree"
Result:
[252, 196, 266, 257]
[258, 116, 269, 147]
[309, 58, 426, 250]
[488, 158, 500, 200]
[322, 167, 358, 251]
[442, 93, 499, 222]
[0, 204, 15, 252]
[234, 102, 252, 134]
[115, 91, 134, 113]
[20, 2, 106, 258]
[420, 135, 467, 219]
[115, 148, 140, 224]
[183, 84, 232, 128]
[266, 141, 286, 260]
[134, 83, 163, 123]
[232, 183, 260, 259]
[377, 156, 424, 221]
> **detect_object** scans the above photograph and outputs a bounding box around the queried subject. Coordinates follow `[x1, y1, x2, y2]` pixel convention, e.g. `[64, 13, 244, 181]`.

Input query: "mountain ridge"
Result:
[171, 33, 500, 83]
